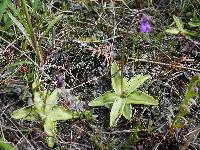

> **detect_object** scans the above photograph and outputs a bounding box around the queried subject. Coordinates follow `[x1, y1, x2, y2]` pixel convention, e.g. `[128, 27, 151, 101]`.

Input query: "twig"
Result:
[129, 58, 200, 72]
[67, 73, 106, 91]
[181, 123, 200, 150]
[0, 111, 35, 150]
[57, 137, 92, 149]
[95, 129, 147, 134]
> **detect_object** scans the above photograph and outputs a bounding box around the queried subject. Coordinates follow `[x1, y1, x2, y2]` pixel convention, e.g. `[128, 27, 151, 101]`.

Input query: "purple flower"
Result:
[140, 15, 151, 33]
[0, 21, 5, 27]
[56, 75, 64, 88]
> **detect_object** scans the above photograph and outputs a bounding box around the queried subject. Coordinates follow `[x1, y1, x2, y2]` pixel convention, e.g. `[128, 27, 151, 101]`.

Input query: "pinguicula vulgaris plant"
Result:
[11, 80, 79, 148]
[166, 15, 198, 37]
[89, 61, 158, 127]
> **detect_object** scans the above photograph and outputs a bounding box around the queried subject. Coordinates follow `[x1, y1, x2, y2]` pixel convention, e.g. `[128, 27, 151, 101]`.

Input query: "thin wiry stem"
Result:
[129, 58, 200, 72]
[110, 0, 124, 96]
[120, 46, 125, 96]
[0, 111, 35, 150]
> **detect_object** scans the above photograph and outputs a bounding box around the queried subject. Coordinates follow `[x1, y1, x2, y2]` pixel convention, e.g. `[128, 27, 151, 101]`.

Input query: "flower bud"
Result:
[56, 75, 64, 88]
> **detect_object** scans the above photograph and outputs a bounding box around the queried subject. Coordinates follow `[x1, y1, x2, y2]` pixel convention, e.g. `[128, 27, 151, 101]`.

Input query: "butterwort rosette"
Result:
[140, 15, 152, 33]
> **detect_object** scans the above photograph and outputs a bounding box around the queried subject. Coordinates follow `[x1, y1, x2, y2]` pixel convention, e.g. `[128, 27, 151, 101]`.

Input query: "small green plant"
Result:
[3, 0, 63, 65]
[89, 61, 158, 127]
[0, 0, 13, 31]
[170, 75, 200, 130]
[11, 80, 79, 148]
[166, 15, 198, 37]
[0, 138, 15, 150]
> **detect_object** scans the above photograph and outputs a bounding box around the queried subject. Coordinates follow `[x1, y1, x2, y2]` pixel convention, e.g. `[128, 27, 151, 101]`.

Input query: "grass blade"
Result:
[7, 12, 33, 47]
[42, 14, 63, 37]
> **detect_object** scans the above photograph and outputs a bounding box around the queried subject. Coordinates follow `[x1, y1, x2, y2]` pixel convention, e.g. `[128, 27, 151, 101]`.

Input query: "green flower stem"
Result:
[120, 47, 125, 96]
[21, 0, 42, 65]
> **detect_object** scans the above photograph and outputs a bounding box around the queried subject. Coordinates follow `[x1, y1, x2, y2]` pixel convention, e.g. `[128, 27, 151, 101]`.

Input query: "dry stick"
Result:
[121, 45, 125, 95]
[0, 111, 35, 150]
[67, 73, 106, 91]
[57, 140, 92, 149]
[181, 123, 200, 150]
[0, 124, 27, 132]
[129, 58, 200, 72]
[96, 129, 147, 134]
